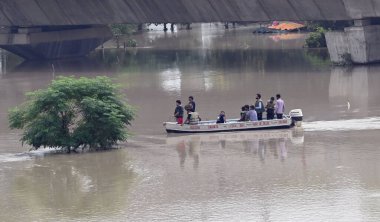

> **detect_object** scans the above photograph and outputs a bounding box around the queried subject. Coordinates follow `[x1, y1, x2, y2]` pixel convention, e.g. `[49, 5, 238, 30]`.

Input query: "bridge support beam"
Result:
[0, 25, 112, 60]
[326, 19, 380, 64]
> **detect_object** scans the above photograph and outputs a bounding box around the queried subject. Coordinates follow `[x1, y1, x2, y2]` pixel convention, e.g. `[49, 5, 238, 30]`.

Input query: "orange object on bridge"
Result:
[268, 22, 305, 31]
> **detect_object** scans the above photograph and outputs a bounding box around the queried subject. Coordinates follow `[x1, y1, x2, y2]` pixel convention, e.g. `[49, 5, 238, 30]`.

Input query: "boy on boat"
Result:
[174, 100, 184, 124]
[216, 111, 226, 123]
[239, 105, 249, 121]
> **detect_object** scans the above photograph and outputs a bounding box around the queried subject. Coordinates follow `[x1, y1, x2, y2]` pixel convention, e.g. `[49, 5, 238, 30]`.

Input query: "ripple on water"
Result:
[0, 148, 56, 163]
[303, 117, 380, 132]
[0, 153, 32, 163]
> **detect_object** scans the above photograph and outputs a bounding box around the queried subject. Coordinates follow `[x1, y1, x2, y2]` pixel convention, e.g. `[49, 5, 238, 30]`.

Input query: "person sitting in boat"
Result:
[216, 111, 226, 124]
[239, 105, 249, 121]
[246, 105, 258, 121]
[184, 104, 201, 125]
[188, 96, 196, 112]
[265, 97, 275, 120]
[238, 106, 245, 121]
[174, 100, 184, 124]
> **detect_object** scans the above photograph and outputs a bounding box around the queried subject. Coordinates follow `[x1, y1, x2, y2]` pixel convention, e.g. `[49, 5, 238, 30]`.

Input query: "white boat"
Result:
[164, 109, 303, 133]
[165, 129, 304, 145]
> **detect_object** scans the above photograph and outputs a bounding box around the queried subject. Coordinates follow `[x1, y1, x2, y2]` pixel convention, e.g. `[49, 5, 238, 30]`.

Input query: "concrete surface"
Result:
[326, 24, 380, 64]
[0, 26, 112, 60]
[1, 0, 377, 26]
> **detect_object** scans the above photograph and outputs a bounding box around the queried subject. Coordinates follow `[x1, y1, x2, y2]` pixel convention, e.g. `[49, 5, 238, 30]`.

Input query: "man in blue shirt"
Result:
[188, 96, 196, 112]
[174, 100, 184, 124]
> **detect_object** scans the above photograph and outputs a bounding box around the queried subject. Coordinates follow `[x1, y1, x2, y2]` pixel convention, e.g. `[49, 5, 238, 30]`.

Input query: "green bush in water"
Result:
[9, 76, 135, 152]
[126, 39, 137, 47]
[110, 24, 138, 48]
[305, 27, 327, 48]
[110, 24, 136, 36]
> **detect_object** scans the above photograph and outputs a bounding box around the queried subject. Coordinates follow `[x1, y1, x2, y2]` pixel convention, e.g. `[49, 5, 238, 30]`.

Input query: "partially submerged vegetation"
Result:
[304, 21, 352, 48]
[305, 27, 327, 48]
[110, 24, 138, 48]
[9, 76, 135, 153]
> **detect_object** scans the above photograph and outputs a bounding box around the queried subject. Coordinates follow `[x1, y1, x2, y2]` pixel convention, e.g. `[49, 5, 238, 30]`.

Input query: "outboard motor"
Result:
[289, 109, 303, 127]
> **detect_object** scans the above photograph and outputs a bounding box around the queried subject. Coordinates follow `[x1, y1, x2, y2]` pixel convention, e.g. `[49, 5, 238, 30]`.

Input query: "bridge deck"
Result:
[0, 0, 378, 26]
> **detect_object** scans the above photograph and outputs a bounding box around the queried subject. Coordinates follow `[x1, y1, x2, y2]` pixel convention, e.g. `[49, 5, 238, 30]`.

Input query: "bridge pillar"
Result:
[224, 22, 229, 29]
[0, 25, 112, 60]
[326, 19, 380, 64]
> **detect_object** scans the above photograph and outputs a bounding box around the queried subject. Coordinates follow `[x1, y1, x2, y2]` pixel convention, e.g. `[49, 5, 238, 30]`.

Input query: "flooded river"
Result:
[0, 24, 379, 221]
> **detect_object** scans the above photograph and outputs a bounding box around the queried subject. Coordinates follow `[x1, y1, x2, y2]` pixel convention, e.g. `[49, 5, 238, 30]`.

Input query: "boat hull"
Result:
[164, 118, 293, 133]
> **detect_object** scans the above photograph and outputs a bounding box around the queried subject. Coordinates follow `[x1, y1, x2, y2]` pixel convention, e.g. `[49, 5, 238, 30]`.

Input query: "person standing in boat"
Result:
[174, 100, 184, 124]
[255, 94, 265, 120]
[188, 96, 196, 112]
[247, 105, 258, 121]
[275, 94, 285, 119]
[184, 104, 201, 125]
[216, 111, 226, 123]
[265, 97, 275, 120]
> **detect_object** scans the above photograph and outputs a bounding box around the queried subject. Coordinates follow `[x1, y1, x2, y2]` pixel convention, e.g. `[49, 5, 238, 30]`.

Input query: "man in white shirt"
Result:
[275, 94, 285, 119]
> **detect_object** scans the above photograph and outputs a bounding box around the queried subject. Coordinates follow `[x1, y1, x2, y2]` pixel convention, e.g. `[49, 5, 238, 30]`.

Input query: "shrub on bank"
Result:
[304, 21, 352, 49]
[9, 76, 135, 152]
[305, 27, 327, 48]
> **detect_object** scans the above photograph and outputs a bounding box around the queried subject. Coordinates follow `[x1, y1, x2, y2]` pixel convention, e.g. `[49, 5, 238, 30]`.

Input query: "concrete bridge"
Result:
[0, 0, 380, 63]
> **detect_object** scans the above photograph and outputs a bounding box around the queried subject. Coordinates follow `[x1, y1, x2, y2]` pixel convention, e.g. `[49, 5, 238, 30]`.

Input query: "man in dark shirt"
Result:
[174, 100, 184, 124]
[188, 96, 196, 112]
[255, 93, 265, 121]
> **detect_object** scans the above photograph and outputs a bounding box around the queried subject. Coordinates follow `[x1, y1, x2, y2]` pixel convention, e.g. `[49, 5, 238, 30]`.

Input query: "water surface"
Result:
[0, 24, 379, 221]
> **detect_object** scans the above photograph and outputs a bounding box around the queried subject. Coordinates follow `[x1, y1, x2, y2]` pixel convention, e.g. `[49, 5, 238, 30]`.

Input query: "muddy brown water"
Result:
[0, 24, 379, 221]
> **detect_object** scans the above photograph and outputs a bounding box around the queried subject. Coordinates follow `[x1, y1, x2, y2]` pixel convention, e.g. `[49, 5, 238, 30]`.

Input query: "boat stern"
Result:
[289, 109, 303, 127]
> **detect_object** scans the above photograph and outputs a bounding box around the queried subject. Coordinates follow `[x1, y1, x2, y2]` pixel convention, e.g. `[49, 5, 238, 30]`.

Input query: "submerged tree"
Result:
[305, 27, 327, 48]
[9, 76, 135, 152]
[110, 24, 138, 48]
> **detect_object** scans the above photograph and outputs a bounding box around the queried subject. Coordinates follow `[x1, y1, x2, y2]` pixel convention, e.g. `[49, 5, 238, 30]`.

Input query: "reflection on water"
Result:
[124, 129, 380, 222]
[0, 50, 7, 76]
[0, 150, 136, 221]
[168, 130, 304, 168]
[159, 67, 182, 96]
[329, 66, 369, 117]
[173, 135, 201, 169]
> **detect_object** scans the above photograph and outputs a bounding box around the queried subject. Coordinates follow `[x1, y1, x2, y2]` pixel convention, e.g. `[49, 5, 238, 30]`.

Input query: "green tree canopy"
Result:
[9, 76, 135, 152]
[305, 27, 327, 48]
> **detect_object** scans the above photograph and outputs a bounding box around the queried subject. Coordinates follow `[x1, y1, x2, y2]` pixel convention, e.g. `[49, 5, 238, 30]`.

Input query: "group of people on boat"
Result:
[174, 94, 285, 125]
[174, 96, 201, 125]
[239, 94, 285, 122]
